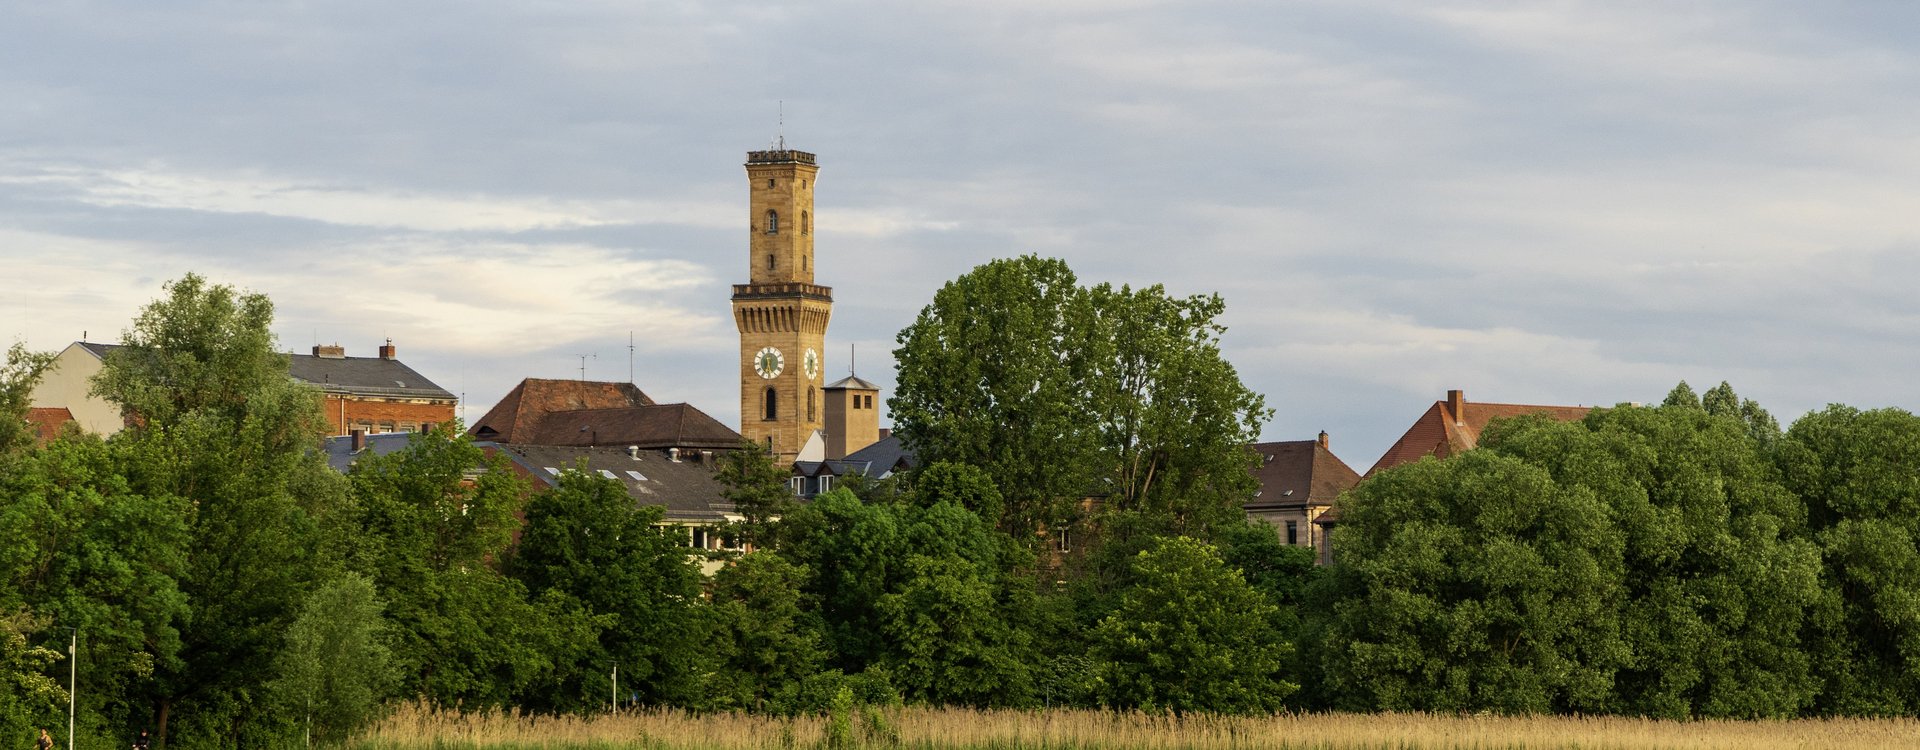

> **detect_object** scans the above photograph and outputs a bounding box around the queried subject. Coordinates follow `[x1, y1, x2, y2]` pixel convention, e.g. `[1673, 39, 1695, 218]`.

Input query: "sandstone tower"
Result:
[733, 146, 829, 462]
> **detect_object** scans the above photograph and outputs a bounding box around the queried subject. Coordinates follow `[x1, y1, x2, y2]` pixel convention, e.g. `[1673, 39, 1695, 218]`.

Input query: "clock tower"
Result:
[734, 146, 830, 462]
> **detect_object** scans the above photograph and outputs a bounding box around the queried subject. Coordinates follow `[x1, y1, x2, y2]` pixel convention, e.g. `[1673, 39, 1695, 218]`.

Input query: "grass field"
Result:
[351, 704, 1920, 750]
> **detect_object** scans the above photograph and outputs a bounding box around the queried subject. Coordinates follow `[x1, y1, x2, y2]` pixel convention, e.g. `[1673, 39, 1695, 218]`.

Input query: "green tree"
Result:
[1322, 449, 1625, 714]
[509, 468, 706, 710]
[707, 552, 825, 710]
[0, 343, 58, 455]
[1777, 406, 1920, 715]
[339, 428, 573, 709]
[1486, 403, 1819, 718]
[273, 574, 391, 745]
[1089, 536, 1294, 713]
[88, 274, 347, 746]
[715, 439, 796, 549]
[0, 610, 67, 743]
[889, 256, 1268, 536]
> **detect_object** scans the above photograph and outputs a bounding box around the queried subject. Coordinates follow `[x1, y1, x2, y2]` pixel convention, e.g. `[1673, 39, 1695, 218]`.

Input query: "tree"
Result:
[0, 610, 67, 744]
[338, 428, 571, 709]
[1089, 536, 1294, 713]
[273, 575, 392, 745]
[1485, 403, 1819, 718]
[1777, 406, 1920, 715]
[1321, 450, 1625, 714]
[509, 468, 706, 710]
[707, 553, 826, 711]
[0, 343, 58, 455]
[89, 273, 345, 745]
[889, 256, 1268, 536]
[715, 439, 796, 549]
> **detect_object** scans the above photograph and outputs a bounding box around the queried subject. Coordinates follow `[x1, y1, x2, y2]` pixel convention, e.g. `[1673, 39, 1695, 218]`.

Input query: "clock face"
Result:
[803, 348, 821, 380]
[754, 347, 785, 379]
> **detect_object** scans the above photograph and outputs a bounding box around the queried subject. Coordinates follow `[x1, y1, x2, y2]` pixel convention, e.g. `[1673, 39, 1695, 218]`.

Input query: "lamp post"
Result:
[66, 627, 76, 750]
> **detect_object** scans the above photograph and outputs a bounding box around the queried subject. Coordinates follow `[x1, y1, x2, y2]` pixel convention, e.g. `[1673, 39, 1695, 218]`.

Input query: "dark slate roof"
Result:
[289, 355, 455, 400]
[469, 379, 654, 442]
[320, 432, 422, 472]
[77, 341, 454, 401]
[481, 443, 735, 523]
[824, 374, 881, 390]
[523, 403, 741, 449]
[1246, 439, 1361, 512]
[827, 434, 915, 478]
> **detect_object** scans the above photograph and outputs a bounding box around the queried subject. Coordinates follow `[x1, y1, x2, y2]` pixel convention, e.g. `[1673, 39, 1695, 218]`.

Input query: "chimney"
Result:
[700, 450, 714, 464]
[1447, 389, 1465, 426]
[378, 338, 397, 360]
[1317, 430, 1329, 450]
[313, 344, 347, 359]
[668, 447, 681, 462]
[350, 429, 367, 452]
[627, 445, 640, 460]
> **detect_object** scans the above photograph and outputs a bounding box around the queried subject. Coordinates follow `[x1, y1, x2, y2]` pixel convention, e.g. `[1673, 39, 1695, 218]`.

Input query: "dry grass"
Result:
[353, 704, 1920, 750]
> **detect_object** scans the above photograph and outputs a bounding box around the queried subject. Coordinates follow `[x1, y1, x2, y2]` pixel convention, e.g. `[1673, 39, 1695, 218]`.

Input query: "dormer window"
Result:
[766, 210, 779, 234]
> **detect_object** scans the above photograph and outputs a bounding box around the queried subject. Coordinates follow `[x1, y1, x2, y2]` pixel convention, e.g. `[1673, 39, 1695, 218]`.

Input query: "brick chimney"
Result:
[1447, 389, 1466, 426]
[1317, 430, 1329, 450]
[350, 428, 367, 452]
[378, 338, 396, 360]
[313, 344, 346, 359]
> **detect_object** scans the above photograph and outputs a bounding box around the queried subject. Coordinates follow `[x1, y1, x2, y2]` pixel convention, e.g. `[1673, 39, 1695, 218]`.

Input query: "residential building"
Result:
[29, 339, 456, 436]
[1245, 432, 1361, 554]
[1367, 389, 1595, 476]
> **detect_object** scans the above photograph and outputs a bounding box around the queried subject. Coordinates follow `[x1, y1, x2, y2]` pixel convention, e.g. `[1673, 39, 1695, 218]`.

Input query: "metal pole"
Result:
[611, 665, 618, 714]
[67, 628, 76, 750]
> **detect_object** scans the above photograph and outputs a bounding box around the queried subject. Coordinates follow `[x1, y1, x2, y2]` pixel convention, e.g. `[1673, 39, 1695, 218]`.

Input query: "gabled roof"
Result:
[824, 374, 881, 390]
[1246, 438, 1361, 511]
[1368, 390, 1594, 476]
[25, 407, 73, 442]
[482, 443, 734, 523]
[469, 378, 654, 442]
[522, 403, 742, 449]
[828, 434, 915, 478]
[77, 341, 455, 401]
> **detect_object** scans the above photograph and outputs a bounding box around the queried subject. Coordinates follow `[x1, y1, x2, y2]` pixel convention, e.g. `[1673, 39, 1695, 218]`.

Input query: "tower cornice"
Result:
[732, 282, 833, 303]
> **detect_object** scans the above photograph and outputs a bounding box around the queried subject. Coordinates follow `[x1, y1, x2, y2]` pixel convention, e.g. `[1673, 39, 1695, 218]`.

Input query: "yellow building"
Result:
[733, 147, 831, 463]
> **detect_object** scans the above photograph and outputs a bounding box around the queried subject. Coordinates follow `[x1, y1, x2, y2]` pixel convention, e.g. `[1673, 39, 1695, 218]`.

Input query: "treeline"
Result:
[6, 262, 1920, 748]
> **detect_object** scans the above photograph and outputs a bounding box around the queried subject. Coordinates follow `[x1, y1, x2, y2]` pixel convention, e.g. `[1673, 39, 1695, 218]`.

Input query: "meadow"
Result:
[350, 705, 1920, 750]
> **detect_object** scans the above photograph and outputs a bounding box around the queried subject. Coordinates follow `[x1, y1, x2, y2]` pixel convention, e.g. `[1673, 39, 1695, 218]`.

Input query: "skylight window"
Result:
[544, 467, 560, 476]
[626, 470, 648, 482]
[598, 469, 618, 480]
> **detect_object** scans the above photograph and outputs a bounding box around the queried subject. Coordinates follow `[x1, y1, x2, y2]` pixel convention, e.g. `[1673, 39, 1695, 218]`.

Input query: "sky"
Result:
[4, 1, 1919, 471]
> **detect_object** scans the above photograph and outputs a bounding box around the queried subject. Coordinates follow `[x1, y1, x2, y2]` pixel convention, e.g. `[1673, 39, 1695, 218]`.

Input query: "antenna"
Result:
[777, 100, 785, 150]
[849, 343, 855, 375]
[577, 353, 597, 381]
[627, 331, 635, 384]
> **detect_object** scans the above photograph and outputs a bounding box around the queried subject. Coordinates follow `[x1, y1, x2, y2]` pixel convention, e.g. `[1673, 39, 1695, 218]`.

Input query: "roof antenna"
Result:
[577, 353, 597, 381]
[777, 100, 785, 150]
[627, 331, 635, 384]
[849, 343, 855, 375]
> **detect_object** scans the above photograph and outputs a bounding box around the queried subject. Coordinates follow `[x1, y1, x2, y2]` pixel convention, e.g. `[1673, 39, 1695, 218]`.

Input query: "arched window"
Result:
[766, 210, 779, 235]
[807, 387, 816, 421]
[768, 254, 775, 271]
[763, 387, 778, 420]
[801, 211, 810, 235]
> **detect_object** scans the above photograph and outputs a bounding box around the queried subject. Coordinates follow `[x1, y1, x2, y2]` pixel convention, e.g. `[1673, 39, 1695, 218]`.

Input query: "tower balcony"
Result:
[746, 149, 817, 166]
[733, 282, 833, 302]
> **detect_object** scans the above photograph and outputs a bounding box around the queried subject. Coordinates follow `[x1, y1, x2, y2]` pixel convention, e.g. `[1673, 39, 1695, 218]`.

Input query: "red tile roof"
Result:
[25, 407, 74, 443]
[1247, 438, 1361, 510]
[468, 378, 653, 442]
[1367, 390, 1594, 476]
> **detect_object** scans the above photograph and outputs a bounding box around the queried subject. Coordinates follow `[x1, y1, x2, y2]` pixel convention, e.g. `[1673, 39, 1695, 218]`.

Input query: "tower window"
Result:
[801, 210, 810, 235]
[766, 210, 779, 235]
[768, 178, 775, 189]
[769, 254, 776, 270]
[808, 386, 816, 422]
[764, 387, 778, 421]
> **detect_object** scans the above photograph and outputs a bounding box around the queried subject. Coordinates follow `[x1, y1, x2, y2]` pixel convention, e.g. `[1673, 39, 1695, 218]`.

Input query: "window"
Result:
[598, 469, 618, 480]
[819, 475, 834, 493]
[399, 422, 418, 433]
[1054, 528, 1072, 553]
[625, 470, 647, 482]
[766, 209, 779, 234]
[1285, 520, 1299, 545]
[768, 254, 775, 270]
[864, 395, 874, 409]
[767, 178, 775, 189]
[807, 386, 816, 421]
[764, 388, 778, 420]
[691, 527, 710, 549]
[789, 476, 805, 496]
[801, 210, 810, 235]
[801, 179, 807, 189]
[378, 421, 396, 433]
